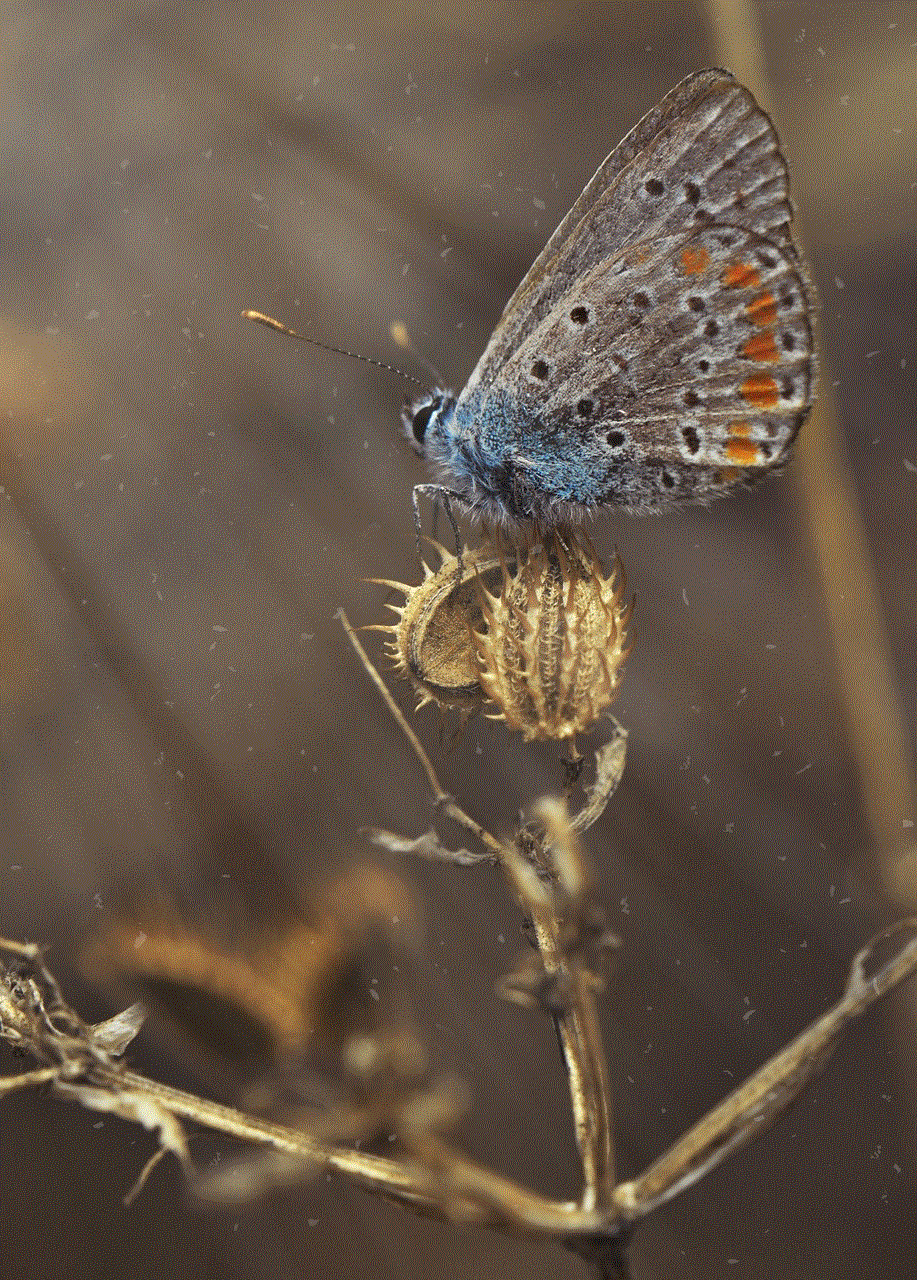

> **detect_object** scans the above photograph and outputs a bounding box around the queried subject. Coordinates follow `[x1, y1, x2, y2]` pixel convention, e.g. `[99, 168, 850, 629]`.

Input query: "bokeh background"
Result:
[2, 2, 914, 1277]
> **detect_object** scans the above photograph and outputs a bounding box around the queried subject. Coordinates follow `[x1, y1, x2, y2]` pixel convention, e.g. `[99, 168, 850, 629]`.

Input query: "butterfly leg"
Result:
[412, 483, 467, 579]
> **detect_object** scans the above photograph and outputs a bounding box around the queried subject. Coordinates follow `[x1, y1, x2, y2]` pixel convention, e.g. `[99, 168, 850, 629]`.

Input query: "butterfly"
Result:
[403, 68, 815, 530]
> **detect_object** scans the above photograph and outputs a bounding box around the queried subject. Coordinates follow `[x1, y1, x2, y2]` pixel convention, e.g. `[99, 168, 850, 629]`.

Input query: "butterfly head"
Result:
[402, 389, 457, 457]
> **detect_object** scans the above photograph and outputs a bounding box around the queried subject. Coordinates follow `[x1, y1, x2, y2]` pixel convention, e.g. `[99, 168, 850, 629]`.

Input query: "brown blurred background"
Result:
[1, 2, 915, 1277]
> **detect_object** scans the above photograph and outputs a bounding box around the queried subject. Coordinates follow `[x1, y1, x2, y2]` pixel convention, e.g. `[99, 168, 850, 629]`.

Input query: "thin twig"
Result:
[499, 832, 615, 1214]
[337, 609, 444, 800]
[338, 609, 505, 862]
[361, 826, 491, 866]
[340, 613, 618, 1208]
[0, 1065, 64, 1095]
[613, 918, 917, 1220]
[98, 1066, 602, 1233]
[123, 1145, 170, 1207]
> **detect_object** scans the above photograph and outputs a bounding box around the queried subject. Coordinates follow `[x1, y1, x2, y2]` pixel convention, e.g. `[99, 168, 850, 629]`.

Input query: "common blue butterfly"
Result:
[403, 68, 814, 529]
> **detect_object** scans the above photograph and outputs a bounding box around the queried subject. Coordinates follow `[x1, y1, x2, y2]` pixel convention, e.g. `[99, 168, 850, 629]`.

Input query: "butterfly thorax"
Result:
[406, 384, 616, 527]
[404, 387, 531, 524]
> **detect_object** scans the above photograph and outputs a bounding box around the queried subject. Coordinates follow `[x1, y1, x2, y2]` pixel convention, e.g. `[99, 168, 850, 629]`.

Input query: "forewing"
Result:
[466, 69, 798, 396]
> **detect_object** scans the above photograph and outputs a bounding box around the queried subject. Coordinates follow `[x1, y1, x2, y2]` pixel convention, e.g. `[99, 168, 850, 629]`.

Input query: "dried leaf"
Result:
[571, 720, 628, 834]
[56, 1083, 191, 1175]
[362, 826, 489, 866]
[90, 1003, 145, 1055]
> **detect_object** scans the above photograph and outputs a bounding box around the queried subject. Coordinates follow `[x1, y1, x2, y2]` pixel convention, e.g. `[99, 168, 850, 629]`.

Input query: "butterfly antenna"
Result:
[242, 310, 426, 388]
[390, 320, 445, 387]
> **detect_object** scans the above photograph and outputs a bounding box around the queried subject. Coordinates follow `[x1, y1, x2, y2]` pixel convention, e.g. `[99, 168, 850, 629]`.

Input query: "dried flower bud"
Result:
[474, 532, 631, 742]
[369, 544, 510, 714]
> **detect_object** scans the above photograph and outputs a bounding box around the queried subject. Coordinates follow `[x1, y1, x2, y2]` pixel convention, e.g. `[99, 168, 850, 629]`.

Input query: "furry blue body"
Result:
[411, 388, 619, 526]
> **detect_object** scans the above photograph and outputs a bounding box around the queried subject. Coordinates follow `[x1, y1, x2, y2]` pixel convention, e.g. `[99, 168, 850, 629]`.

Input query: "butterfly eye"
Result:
[410, 400, 437, 447]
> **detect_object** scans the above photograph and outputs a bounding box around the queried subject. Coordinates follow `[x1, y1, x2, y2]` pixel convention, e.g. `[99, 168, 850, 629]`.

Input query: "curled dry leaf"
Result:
[570, 719, 629, 834]
[89, 1004, 146, 1056]
[55, 1082, 191, 1173]
[361, 825, 490, 866]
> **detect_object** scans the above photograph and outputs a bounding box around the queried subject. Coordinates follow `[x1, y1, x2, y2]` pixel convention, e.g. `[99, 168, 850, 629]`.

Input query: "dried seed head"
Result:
[474, 532, 631, 742]
[369, 544, 510, 714]
[370, 533, 630, 738]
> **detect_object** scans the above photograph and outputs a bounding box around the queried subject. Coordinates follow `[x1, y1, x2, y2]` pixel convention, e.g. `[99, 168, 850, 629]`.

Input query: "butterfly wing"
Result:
[453, 222, 813, 514]
[465, 68, 799, 399]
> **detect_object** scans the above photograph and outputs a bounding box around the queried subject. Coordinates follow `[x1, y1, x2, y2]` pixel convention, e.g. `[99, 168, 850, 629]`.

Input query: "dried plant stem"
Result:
[403, 1129, 605, 1233]
[115, 1068, 443, 1212]
[499, 836, 616, 1212]
[338, 610, 504, 862]
[339, 610, 617, 1208]
[613, 919, 917, 1220]
[0, 1065, 63, 1096]
[6, 922, 916, 1247]
[537, 918, 614, 1211]
[57, 1057, 604, 1234]
[5, 593, 916, 1267]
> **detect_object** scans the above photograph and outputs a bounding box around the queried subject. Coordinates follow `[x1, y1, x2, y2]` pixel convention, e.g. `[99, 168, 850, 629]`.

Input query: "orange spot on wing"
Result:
[745, 292, 777, 327]
[741, 331, 778, 362]
[722, 261, 760, 289]
[725, 437, 761, 465]
[680, 246, 711, 275]
[728, 420, 752, 437]
[740, 375, 780, 408]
